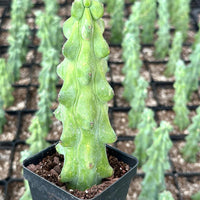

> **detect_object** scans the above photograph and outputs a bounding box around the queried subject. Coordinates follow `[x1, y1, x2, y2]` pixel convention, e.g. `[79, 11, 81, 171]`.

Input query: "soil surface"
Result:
[178, 176, 200, 200]
[11, 144, 29, 178]
[27, 150, 130, 199]
[0, 114, 17, 141]
[127, 176, 179, 200]
[0, 149, 11, 180]
[7, 181, 25, 200]
[170, 142, 200, 173]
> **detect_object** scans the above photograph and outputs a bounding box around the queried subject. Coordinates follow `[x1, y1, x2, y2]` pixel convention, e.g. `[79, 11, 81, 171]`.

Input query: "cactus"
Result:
[110, 0, 124, 44]
[36, 10, 62, 54]
[20, 115, 50, 200]
[155, 0, 170, 59]
[122, 2, 142, 102]
[104, 0, 115, 14]
[192, 191, 200, 200]
[27, 116, 49, 154]
[140, 0, 156, 44]
[36, 90, 53, 131]
[169, 0, 190, 40]
[159, 191, 174, 200]
[43, 0, 59, 14]
[173, 60, 190, 130]
[192, 23, 200, 50]
[38, 49, 59, 101]
[35, 0, 62, 101]
[133, 108, 156, 167]
[122, 2, 141, 72]
[54, 0, 116, 191]
[128, 77, 148, 129]
[186, 44, 200, 98]
[164, 32, 183, 77]
[8, 0, 31, 82]
[0, 99, 6, 134]
[139, 121, 173, 200]
[0, 59, 14, 108]
[181, 106, 200, 163]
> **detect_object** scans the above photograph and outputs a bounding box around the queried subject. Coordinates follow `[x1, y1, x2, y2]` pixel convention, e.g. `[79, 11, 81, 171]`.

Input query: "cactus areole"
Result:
[54, 0, 117, 191]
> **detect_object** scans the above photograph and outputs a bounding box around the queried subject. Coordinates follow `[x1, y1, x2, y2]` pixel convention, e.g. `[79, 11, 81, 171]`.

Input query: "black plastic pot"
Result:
[23, 143, 138, 200]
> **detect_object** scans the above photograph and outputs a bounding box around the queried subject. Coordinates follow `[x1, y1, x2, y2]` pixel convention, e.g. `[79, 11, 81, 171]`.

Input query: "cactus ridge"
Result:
[55, 0, 116, 190]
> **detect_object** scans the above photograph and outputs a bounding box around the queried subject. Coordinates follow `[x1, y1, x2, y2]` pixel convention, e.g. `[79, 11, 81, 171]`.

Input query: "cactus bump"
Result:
[55, 0, 117, 191]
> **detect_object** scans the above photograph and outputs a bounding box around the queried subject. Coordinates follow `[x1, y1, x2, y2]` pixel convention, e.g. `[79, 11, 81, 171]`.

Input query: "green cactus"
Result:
[128, 77, 148, 129]
[110, 0, 124, 44]
[0, 99, 6, 134]
[139, 121, 173, 200]
[186, 44, 200, 98]
[104, 0, 115, 14]
[140, 0, 156, 44]
[38, 49, 59, 101]
[43, 0, 59, 14]
[159, 191, 174, 200]
[36, 10, 62, 54]
[10, 0, 32, 33]
[192, 191, 200, 200]
[20, 115, 50, 200]
[36, 90, 53, 132]
[169, 0, 190, 40]
[0, 59, 14, 108]
[164, 32, 183, 77]
[173, 60, 190, 131]
[192, 23, 200, 50]
[155, 0, 170, 59]
[122, 2, 141, 74]
[54, 0, 116, 191]
[181, 106, 200, 163]
[133, 108, 156, 167]
[27, 116, 49, 154]
[8, 0, 31, 82]
[122, 2, 142, 102]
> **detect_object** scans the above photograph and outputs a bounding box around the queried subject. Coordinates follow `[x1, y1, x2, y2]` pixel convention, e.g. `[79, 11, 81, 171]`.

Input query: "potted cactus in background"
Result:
[22, 0, 138, 199]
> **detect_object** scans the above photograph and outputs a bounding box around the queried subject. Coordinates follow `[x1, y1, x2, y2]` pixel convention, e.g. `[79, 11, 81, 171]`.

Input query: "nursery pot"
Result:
[23, 143, 138, 200]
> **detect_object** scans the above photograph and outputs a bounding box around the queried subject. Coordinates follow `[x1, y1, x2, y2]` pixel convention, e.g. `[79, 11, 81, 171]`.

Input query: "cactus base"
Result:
[23, 143, 138, 200]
